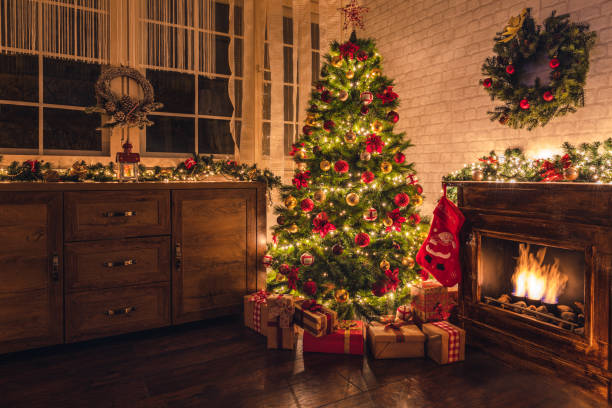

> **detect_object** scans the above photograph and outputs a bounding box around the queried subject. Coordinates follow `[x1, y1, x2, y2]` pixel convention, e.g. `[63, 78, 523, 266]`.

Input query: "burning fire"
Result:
[512, 244, 568, 304]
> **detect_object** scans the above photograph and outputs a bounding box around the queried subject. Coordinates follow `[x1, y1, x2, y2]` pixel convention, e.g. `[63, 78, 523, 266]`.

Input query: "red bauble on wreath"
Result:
[519, 99, 530, 110]
[483, 78, 492, 88]
[505, 64, 515, 74]
[542, 91, 554, 102]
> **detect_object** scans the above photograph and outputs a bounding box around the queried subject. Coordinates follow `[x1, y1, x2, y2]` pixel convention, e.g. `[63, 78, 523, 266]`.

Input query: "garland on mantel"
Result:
[0, 154, 282, 192]
[443, 138, 612, 184]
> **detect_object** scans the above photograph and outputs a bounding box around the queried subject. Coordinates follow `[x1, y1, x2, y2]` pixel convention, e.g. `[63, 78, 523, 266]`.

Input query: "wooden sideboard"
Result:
[0, 182, 267, 354]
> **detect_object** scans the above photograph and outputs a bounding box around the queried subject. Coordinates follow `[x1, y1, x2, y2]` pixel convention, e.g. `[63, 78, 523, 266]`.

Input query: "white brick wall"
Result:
[362, 0, 612, 215]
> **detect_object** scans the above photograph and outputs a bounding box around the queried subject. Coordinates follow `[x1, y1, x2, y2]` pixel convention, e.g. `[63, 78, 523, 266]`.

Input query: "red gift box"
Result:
[303, 320, 364, 355]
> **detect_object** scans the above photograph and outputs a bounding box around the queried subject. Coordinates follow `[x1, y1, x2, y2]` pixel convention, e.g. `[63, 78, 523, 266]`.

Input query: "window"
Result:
[311, 16, 320, 86]
[140, 0, 243, 156]
[262, 23, 271, 157]
[283, 7, 298, 156]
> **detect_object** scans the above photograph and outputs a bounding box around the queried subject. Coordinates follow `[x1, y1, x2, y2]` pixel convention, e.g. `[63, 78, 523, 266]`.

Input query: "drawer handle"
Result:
[51, 253, 59, 281]
[175, 242, 182, 270]
[103, 259, 136, 268]
[103, 211, 136, 218]
[105, 306, 136, 316]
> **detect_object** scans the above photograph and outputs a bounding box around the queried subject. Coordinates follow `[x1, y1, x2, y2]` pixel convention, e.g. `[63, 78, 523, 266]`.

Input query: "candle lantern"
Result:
[116, 141, 140, 182]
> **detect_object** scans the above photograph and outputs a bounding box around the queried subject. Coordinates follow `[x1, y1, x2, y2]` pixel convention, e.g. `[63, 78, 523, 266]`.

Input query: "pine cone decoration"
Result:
[104, 102, 117, 113]
[113, 112, 126, 122]
[119, 95, 137, 113]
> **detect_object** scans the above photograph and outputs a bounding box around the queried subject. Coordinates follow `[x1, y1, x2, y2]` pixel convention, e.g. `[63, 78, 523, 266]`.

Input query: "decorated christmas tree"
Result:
[263, 30, 429, 320]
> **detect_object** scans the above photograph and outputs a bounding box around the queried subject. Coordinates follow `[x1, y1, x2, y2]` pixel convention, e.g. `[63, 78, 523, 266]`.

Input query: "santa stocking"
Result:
[416, 186, 465, 287]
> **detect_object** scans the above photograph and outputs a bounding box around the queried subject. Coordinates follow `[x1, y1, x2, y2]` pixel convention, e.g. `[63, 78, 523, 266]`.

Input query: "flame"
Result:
[512, 244, 568, 304]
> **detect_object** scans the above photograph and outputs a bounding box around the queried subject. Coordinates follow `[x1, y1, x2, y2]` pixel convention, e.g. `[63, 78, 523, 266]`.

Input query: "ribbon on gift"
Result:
[396, 305, 412, 322]
[268, 295, 294, 329]
[381, 316, 407, 343]
[339, 320, 358, 354]
[295, 300, 334, 335]
[431, 321, 460, 363]
[249, 290, 268, 333]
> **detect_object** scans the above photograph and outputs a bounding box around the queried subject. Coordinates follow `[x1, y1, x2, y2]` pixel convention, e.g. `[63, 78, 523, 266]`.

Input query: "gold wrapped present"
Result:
[243, 290, 270, 336]
[367, 317, 425, 359]
[293, 300, 337, 337]
[422, 321, 466, 364]
[266, 295, 296, 350]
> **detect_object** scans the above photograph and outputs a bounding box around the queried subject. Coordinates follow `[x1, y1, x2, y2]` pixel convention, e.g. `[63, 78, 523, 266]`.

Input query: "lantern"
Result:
[116, 141, 140, 182]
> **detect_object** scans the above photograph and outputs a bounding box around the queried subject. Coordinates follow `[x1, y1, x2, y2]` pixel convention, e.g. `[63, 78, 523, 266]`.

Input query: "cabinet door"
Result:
[172, 189, 257, 324]
[0, 192, 63, 353]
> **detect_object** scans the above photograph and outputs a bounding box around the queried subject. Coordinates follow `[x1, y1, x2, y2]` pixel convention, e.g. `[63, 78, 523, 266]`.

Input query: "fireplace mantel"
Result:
[449, 181, 612, 402]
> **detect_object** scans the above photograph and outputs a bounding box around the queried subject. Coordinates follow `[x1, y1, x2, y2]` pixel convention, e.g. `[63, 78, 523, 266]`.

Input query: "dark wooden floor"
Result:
[0, 317, 606, 408]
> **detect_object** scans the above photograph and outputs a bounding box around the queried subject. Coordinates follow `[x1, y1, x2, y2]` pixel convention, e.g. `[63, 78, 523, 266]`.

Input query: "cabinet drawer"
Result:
[65, 283, 170, 342]
[65, 237, 171, 292]
[64, 191, 170, 241]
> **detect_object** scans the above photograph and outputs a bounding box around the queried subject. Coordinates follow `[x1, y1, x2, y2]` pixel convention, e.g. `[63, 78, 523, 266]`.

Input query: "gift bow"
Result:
[338, 320, 358, 330]
[301, 299, 323, 313]
[250, 290, 268, 304]
[380, 316, 407, 342]
[268, 296, 294, 328]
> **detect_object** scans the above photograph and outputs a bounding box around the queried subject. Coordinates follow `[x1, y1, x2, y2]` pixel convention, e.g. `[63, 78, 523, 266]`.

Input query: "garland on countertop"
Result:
[0, 154, 282, 193]
[481, 8, 596, 130]
[443, 138, 612, 184]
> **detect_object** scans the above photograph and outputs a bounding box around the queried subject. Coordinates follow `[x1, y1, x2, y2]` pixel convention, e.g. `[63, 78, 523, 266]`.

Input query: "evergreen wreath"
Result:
[481, 8, 596, 130]
[86, 66, 163, 129]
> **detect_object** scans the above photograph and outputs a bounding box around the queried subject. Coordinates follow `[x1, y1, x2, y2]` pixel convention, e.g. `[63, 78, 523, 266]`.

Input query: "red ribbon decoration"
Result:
[24, 160, 38, 172]
[289, 142, 304, 156]
[184, 157, 196, 169]
[287, 267, 299, 290]
[376, 86, 398, 104]
[381, 316, 406, 342]
[478, 156, 498, 164]
[312, 212, 336, 238]
[339, 42, 360, 59]
[386, 208, 406, 232]
[292, 171, 311, 190]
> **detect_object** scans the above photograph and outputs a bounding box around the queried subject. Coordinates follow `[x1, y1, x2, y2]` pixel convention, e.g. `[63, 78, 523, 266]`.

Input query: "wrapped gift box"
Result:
[422, 321, 466, 364]
[367, 317, 425, 359]
[243, 290, 270, 336]
[293, 300, 337, 337]
[396, 305, 412, 322]
[303, 320, 364, 355]
[266, 295, 296, 350]
[411, 280, 450, 323]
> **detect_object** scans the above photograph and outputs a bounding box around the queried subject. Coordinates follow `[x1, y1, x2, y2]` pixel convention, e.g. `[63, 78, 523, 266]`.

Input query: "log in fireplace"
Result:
[449, 182, 612, 401]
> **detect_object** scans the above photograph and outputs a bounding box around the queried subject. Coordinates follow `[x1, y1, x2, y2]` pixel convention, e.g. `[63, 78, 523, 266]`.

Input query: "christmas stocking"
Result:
[416, 187, 465, 287]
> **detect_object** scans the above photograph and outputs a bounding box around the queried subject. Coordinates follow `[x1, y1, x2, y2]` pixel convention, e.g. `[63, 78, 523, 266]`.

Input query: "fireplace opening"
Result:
[480, 236, 585, 335]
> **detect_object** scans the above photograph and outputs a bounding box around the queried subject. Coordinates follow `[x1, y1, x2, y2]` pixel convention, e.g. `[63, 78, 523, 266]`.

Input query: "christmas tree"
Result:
[264, 32, 429, 320]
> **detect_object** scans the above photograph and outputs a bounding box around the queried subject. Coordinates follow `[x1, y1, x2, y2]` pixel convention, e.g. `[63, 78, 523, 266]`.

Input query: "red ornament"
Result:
[332, 243, 344, 255]
[407, 174, 418, 185]
[361, 170, 375, 184]
[365, 134, 384, 153]
[355, 232, 371, 247]
[360, 91, 374, 105]
[387, 110, 399, 123]
[394, 152, 405, 164]
[549, 58, 560, 69]
[334, 160, 349, 173]
[357, 50, 368, 62]
[394, 192, 410, 207]
[303, 281, 317, 296]
[321, 90, 332, 103]
[506, 65, 515, 75]
[415, 184, 423, 194]
[303, 126, 313, 135]
[542, 91, 554, 102]
[300, 198, 314, 212]
[323, 120, 335, 132]
[279, 263, 291, 275]
[262, 255, 273, 267]
[364, 207, 378, 221]
[409, 213, 421, 225]
[184, 157, 196, 169]
[360, 105, 370, 115]
[483, 78, 492, 88]
[519, 99, 530, 109]
[371, 280, 388, 297]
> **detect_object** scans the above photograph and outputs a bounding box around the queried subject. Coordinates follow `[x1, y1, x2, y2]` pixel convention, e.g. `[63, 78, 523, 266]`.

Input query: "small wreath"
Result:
[481, 8, 596, 130]
[86, 66, 163, 129]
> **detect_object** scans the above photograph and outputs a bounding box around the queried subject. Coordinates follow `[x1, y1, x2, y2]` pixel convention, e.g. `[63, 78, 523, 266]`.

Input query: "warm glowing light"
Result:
[512, 244, 568, 304]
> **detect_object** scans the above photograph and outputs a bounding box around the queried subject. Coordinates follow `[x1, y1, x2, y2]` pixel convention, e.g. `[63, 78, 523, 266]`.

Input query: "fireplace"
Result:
[450, 182, 612, 401]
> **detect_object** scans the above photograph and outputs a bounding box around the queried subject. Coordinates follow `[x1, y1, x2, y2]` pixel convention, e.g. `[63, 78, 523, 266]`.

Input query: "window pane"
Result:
[215, 35, 231, 75]
[263, 83, 271, 120]
[0, 105, 38, 149]
[284, 124, 293, 156]
[198, 118, 233, 154]
[235, 119, 241, 148]
[147, 69, 195, 114]
[283, 16, 293, 45]
[215, 2, 230, 33]
[234, 4, 243, 36]
[234, 38, 243, 77]
[43, 58, 100, 106]
[283, 46, 293, 83]
[198, 76, 233, 117]
[311, 52, 320, 85]
[262, 122, 270, 157]
[0, 54, 37, 102]
[264, 71, 271, 81]
[146, 116, 195, 153]
[283, 86, 293, 122]
[234, 79, 242, 118]
[264, 43, 270, 70]
[311, 23, 319, 50]
[43, 108, 101, 151]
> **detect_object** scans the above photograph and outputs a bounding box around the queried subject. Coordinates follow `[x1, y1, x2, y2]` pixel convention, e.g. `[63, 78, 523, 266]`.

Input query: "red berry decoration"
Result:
[361, 170, 375, 184]
[549, 58, 560, 69]
[394, 152, 405, 164]
[300, 198, 314, 212]
[483, 78, 492, 88]
[519, 99, 530, 110]
[542, 91, 554, 102]
[506, 65, 515, 74]
[303, 281, 317, 296]
[323, 120, 335, 132]
[355, 232, 371, 247]
[334, 160, 349, 173]
[394, 192, 410, 207]
[387, 110, 399, 123]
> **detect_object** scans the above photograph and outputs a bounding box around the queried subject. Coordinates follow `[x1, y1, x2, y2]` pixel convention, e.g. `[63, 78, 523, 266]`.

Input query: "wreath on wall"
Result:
[480, 8, 596, 130]
[86, 66, 163, 129]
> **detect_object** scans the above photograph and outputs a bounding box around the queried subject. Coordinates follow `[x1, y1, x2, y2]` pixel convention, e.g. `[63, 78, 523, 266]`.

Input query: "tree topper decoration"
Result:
[86, 66, 163, 129]
[338, 0, 369, 30]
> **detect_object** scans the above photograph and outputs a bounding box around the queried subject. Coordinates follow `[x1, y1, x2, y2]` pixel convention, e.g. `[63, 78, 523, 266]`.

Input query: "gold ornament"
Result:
[344, 131, 357, 143]
[334, 289, 349, 303]
[313, 190, 326, 202]
[306, 115, 317, 126]
[360, 151, 371, 161]
[338, 90, 349, 101]
[297, 162, 308, 171]
[498, 8, 528, 44]
[402, 256, 415, 268]
[287, 224, 299, 233]
[413, 195, 423, 206]
[371, 68, 381, 77]
[564, 167, 578, 181]
[472, 169, 484, 181]
[383, 217, 393, 227]
[381, 161, 393, 174]
[346, 70, 355, 79]
[331, 55, 343, 68]
[380, 259, 390, 271]
[295, 150, 307, 160]
[284, 195, 297, 209]
[346, 192, 360, 206]
[371, 120, 384, 133]
[320, 160, 331, 171]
